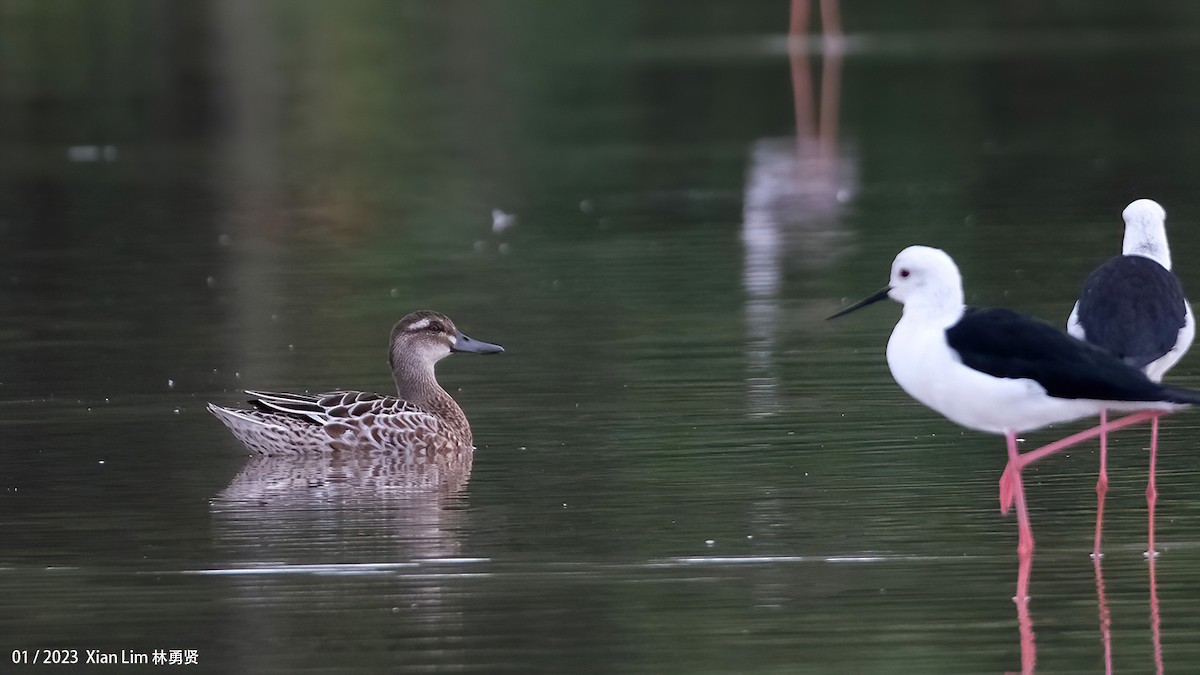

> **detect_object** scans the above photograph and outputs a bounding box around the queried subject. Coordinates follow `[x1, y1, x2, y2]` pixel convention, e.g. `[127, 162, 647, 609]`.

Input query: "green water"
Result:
[5, 1, 1200, 672]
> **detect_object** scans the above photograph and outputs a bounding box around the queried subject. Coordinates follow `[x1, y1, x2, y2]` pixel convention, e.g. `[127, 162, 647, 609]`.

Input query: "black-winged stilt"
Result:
[829, 245, 1200, 600]
[1067, 198, 1194, 558]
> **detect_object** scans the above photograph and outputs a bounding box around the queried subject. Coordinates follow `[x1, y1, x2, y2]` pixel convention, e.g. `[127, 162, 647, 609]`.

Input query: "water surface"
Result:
[5, 1, 1200, 672]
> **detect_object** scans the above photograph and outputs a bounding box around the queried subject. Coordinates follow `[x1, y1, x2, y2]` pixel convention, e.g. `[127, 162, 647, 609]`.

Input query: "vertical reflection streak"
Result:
[742, 0, 853, 418]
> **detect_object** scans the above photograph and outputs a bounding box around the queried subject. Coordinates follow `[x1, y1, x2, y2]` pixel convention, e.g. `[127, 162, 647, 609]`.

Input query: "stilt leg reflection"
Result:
[1014, 556, 1037, 675]
[1093, 555, 1113, 675]
[1149, 553, 1164, 675]
[1093, 517, 1166, 674]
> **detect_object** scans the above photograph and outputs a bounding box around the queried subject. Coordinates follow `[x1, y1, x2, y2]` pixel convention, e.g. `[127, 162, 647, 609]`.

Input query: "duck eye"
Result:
[899, 269, 911, 279]
[427, 322, 444, 333]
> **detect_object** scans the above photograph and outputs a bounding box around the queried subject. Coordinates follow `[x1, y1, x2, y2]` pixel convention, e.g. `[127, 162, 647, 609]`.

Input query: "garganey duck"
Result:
[208, 310, 503, 456]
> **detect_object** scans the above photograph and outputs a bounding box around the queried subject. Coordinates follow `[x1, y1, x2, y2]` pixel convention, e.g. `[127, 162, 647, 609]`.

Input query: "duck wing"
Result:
[245, 390, 429, 425]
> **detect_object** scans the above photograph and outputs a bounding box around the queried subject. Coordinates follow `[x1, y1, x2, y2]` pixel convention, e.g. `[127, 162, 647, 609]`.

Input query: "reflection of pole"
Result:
[1093, 556, 1113, 675]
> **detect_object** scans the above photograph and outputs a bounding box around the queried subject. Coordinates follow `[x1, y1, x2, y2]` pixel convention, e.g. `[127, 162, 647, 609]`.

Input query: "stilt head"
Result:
[1122, 199, 1171, 270]
[827, 245, 965, 320]
[885, 246, 966, 318]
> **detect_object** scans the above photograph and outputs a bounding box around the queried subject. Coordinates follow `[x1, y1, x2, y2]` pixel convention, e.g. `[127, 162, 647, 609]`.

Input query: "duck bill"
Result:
[826, 286, 892, 320]
[452, 331, 505, 354]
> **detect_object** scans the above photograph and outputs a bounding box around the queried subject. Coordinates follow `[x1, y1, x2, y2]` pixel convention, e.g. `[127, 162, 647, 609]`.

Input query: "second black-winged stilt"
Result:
[1067, 198, 1194, 558]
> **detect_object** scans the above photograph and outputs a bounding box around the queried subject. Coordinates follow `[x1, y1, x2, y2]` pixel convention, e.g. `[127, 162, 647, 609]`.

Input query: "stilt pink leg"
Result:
[999, 410, 1160, 514]
[1093, 410, 1109, 558]
[1006, 432, 1035, 604]
[1019, 410, 1159, 466]
[1093, 555, 1113, 675]
[1146, 414, 1161, 558]
[1000, 462, 1017, 515]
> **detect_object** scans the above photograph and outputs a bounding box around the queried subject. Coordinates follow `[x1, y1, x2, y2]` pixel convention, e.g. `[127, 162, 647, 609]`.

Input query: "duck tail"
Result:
[208, 403, 287, 456]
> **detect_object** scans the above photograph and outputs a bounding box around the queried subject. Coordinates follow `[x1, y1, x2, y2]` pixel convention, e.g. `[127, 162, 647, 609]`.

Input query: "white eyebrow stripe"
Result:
[407, 318, 430, 331]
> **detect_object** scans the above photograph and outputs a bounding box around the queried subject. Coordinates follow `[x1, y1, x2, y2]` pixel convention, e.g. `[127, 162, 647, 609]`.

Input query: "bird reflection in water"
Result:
[1083, 555, 1165, 675]
[1013, 557, 1036, 675]
[742, 0, 854, 417]
[209, 448, 474, 654]
[1009, 521, 1167, 674]
[1094, 556, 1111, 675]
[1148, 555, 1165, 674]
[213, 448, 472, 559]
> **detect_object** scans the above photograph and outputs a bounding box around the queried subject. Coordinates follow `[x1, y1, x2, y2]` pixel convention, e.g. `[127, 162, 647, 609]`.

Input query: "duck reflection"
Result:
[212, 448, 472, 559]
[209, 449, 474, 652]
[742, 0, 854, 416]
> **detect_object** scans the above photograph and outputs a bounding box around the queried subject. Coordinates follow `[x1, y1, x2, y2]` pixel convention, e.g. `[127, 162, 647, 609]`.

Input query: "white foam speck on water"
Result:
[491, 208, 517, 233]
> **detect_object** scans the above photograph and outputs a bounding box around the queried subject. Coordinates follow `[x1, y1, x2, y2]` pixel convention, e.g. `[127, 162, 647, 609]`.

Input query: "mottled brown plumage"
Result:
[208, 311, 503, 456]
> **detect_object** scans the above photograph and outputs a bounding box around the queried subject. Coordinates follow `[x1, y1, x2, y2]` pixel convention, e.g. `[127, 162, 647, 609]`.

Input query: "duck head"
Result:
[389, 310, 504, 372]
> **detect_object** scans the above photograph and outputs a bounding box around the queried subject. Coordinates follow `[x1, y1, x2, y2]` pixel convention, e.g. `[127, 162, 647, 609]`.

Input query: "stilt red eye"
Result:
[899, 269, 911, 279]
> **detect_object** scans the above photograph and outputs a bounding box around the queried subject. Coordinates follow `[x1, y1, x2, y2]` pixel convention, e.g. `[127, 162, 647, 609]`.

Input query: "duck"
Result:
[208, 310, 504, 456]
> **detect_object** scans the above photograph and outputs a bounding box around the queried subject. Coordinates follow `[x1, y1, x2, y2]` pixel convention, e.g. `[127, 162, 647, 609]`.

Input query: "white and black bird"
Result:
[829, 245, 1200, 597]
[1066, 198, 1193, 557]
